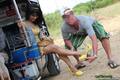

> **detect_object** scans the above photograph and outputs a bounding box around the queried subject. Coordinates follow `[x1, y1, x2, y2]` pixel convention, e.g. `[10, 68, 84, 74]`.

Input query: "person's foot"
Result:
[67, 66, 83, 76]
[108, 61, 119, 69]
[74, 70, 83, 76]
[75, 62, 86, 69]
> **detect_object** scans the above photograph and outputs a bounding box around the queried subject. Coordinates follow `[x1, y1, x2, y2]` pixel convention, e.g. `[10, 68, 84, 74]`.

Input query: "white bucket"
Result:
[13, 61, 39, 78]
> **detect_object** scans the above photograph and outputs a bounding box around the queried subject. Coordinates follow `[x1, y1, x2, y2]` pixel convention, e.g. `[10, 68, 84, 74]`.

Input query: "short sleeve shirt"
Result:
[61, 15, 96, 39]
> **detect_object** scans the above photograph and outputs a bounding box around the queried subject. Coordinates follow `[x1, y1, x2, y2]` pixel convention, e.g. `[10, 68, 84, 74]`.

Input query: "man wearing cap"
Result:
[60, 7, 119, 69]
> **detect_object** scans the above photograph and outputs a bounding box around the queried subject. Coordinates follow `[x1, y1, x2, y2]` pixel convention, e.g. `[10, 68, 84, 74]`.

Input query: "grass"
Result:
[91, 2, 120, 17]
[44, 12, 62, 38]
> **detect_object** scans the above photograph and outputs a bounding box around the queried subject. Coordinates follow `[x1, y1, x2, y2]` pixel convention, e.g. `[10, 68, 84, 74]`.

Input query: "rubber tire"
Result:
[47, 54, 60, 76]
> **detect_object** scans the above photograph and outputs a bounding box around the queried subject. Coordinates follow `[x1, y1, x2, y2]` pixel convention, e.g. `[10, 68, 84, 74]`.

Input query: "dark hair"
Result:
[25, 3, 40, 20]
[26, 9, 39, 19]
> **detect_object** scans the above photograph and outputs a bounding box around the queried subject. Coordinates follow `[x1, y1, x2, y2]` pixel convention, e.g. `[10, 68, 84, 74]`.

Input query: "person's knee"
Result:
[48, 44, 58, 50]
[100, 37, 109, 41]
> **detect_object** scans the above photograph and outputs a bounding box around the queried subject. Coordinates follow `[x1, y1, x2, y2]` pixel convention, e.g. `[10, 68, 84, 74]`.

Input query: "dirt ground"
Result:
[47, 8, 120, 80]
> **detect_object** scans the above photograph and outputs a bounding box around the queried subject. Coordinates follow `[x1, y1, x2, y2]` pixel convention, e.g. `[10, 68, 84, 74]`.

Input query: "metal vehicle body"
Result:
[0, 0, 60, 80]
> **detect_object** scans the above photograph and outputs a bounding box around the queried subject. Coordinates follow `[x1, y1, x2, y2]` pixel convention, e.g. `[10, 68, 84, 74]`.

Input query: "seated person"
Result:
[0, 28, 11, 80]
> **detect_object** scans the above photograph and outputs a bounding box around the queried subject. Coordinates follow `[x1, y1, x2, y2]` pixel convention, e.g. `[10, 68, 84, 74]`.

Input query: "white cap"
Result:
[59, 7, 73, 16]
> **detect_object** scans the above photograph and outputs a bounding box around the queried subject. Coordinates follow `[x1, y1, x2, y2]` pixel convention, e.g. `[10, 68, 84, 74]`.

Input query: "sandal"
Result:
[108, 61, 119, 69]
[74, 70, 83, 76]
[67, 67, 83, 76]
[75, 63, 86, 69]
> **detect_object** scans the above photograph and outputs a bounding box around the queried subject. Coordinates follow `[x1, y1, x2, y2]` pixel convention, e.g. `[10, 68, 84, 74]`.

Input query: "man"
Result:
[0, 28, 11, 80]
[60, 7, 119, 69]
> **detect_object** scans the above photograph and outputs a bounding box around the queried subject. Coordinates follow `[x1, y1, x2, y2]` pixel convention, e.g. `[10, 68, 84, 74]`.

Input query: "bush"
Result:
[73, 0, 115, 14]
[74, 3, 91, 14]
[95, 0, 113, 8]
[44, 11, 62, 36]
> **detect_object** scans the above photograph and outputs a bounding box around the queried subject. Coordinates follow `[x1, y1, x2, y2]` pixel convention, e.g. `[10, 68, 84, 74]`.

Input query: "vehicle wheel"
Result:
[47, 54, 60, 76]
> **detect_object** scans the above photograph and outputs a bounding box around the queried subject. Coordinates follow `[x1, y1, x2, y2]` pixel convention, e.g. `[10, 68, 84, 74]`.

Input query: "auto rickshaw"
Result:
[0, 0, 60, 80]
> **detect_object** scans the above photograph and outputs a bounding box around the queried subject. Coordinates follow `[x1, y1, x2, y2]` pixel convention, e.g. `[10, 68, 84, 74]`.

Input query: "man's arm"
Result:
[84, 21, 98, 56]
[64, 39, 74, 50]
[89, 34, 98, 56]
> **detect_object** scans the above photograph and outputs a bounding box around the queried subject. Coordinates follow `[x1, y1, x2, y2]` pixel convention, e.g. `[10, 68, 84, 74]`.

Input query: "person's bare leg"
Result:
[59, 55, 79, 73]
[101, 38, 120, 68]
[101, 38, 112, 61]
[43, 44, 80, 56]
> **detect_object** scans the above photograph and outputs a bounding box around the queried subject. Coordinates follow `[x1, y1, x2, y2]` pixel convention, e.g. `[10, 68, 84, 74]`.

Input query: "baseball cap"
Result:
[60, 7, 73, 16]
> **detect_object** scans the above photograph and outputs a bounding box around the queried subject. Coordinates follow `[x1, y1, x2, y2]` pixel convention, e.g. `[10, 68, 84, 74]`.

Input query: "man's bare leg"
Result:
[101, 39, 112, 61]
[101, 38, 119, 68]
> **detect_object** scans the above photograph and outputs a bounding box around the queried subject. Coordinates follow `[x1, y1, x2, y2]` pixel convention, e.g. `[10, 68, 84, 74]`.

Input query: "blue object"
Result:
[27, 44, 41, 59]
[12, 45, 41, 64]
[12, 47, 27, 63]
